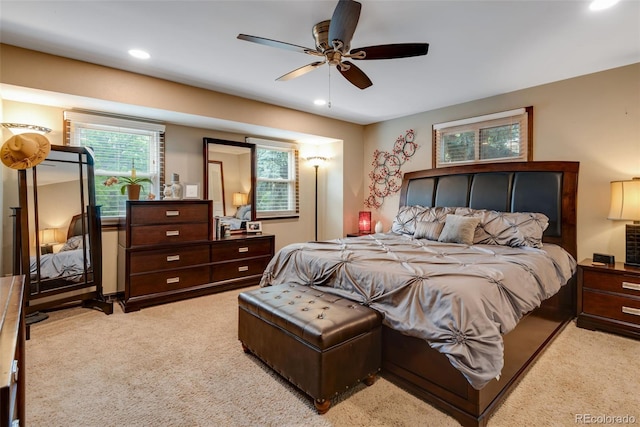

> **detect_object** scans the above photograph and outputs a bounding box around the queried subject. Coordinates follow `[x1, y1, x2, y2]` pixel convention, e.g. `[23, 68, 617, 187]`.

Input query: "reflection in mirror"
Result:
[17, 145, 110, 315]
[203, 138, 255, 228]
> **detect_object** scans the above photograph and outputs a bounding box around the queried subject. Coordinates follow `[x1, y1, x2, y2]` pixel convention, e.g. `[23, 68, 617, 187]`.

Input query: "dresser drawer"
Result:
[129, 244, 210, 274]
[212, 239, 273, 261]
[130, 223, 209, 246]
[129, 202, 209, 225]
[129, 266, 210, 297]
[213, 257, 271, 282]
[582, 269, 640, 297]
[583, 289, 640, 325]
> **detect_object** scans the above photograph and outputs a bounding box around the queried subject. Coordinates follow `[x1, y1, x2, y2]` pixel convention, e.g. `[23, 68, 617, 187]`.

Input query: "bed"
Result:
[29, 213, 92, 292]
[260, 161, 579, 426]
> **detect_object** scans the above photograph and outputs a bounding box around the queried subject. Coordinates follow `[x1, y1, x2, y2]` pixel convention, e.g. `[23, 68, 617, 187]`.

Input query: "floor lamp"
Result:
[307, 156, 327, 241]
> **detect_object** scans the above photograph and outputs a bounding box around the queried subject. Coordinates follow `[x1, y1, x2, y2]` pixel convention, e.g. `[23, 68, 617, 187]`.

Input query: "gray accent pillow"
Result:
[438, 215, 481, 245]
[392, 206, 456, 235]
[414, 221, 445, 241]
[455, 208, 549, 248]
[59, 235, 86, 252]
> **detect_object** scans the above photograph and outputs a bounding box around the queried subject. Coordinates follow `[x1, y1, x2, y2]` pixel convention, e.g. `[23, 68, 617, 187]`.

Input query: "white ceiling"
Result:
[1, 0, 639, 127]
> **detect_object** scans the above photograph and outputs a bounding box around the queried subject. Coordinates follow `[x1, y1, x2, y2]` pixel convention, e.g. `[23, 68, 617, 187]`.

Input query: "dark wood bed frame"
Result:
[381, 161, 579, 427]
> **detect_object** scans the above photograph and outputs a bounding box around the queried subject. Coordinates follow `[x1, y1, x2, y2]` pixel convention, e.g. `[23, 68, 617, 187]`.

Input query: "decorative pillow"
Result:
[59, 235, 86, 252]
[235, 204, 251, 220]
[437, 215, 481, 245]
[242, 205, 252, 220]
[391, 206, 456, 235]
[455, 208, 549, 248]
[414, 221, 445, 241]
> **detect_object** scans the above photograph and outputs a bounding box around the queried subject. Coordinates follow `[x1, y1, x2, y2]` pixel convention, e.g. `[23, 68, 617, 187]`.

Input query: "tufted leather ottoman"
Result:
[238, 284, 382, 414]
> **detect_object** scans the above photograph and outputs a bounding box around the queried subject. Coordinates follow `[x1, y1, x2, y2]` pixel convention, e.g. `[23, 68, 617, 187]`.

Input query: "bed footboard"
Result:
[381, 277, 576, 427]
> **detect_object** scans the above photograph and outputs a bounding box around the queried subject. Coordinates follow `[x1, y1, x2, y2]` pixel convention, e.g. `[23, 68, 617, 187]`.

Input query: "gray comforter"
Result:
[259, 233, 576, 389]
[30, 248, 89, 281]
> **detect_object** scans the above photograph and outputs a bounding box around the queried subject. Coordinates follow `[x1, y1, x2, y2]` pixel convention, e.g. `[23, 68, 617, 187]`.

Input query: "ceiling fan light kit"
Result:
[237, 0, 429, 90]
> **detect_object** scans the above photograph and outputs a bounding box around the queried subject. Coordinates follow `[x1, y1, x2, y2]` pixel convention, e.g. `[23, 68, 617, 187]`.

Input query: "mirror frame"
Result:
[203, 138, 256, 221]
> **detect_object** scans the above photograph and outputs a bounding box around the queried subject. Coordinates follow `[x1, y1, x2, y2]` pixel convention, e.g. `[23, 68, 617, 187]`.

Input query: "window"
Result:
[247, 138, 299, 219]
[64, 111, 165, 218]
[433, 107, 532, 168]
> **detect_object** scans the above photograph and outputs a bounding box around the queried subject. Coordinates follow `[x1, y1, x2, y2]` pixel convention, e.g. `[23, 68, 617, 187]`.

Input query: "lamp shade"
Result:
[358, 211, 372, 233]
[233, 192, 248, 207]
[608, 179, 640, 222]
[39, 228, 57, 245]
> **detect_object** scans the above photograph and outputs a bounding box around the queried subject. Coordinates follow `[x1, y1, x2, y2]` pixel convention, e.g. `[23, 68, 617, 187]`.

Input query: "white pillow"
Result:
[438, 215, 480, 245]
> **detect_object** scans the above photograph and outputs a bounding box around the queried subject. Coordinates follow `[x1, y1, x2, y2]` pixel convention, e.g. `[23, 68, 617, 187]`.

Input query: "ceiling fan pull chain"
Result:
[328, 66, 332, 109]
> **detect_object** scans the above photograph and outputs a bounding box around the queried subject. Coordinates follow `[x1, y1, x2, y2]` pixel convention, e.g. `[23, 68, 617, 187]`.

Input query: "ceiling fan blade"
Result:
[350, 43, 429, 60]
[237, 34, 320, 56]
[337, 61, 372, 90]
[328, 0, 361, 52]
[276, 61, 326, 81]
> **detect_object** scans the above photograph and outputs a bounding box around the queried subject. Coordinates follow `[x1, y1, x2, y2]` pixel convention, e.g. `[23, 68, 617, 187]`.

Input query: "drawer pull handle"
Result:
[622, 281, 640, 291]
[166, 230, 180, 237]
[167, 277, 180, 284]
[11, 359, 18, 381]
[622, 306, 640, 316]
[166, 255, 180, 262]
[238, 247, 249, 253]
[238, 266, 249, 272]
[166, 210, 180, 217]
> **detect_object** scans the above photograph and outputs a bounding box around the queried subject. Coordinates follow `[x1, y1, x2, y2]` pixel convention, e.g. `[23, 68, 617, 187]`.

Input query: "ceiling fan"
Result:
[237, 0, 429, 90]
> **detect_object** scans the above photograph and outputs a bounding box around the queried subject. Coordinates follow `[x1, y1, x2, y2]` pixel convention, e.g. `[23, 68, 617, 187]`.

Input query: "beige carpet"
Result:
[26, 287, 639, 427]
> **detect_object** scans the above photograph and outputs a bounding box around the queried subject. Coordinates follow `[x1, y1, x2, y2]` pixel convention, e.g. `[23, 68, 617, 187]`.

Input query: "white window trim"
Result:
[433, 106, 532, 168]
[65, 111, 165, 219]
[248, 137, 299, 219]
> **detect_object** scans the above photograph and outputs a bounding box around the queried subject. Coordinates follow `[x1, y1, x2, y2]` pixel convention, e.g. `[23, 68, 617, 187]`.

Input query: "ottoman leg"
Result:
[314, 398, 331, 414]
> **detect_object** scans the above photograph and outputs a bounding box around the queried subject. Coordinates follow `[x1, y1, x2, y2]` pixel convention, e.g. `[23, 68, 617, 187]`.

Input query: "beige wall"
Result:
[3, 43, 638, 289]
[1, 45, 366, 292]
[364, 63, 640, 263]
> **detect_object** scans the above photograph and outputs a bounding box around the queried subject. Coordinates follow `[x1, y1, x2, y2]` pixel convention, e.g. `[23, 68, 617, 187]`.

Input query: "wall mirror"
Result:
[203, 138, 255, 226]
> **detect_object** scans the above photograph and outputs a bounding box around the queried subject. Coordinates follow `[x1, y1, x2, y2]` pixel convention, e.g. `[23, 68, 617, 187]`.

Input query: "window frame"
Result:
[64, 111, 165, 221]
[248, 137, 300, 220]
[432, 106, 533, 168]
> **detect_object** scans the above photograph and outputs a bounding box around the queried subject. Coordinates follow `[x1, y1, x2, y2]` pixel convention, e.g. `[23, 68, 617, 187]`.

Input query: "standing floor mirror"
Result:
[14, 145, 113, 325]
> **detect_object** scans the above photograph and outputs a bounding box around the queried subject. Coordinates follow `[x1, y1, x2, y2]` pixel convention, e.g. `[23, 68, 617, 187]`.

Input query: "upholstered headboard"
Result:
[399, 161, 579, 257]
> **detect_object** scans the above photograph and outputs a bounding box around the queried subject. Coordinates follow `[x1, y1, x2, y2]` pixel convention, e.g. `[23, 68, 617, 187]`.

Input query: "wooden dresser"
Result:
[577, 259, 640, 339]
[0, 276, 25, 427]
[118, 200, 274, 312]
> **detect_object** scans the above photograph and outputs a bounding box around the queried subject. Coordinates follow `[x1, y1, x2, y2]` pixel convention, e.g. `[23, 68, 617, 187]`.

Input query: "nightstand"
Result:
[40, 244, 54, 255]
[346, 232, 372, 237]
[577, 259, 640, 339]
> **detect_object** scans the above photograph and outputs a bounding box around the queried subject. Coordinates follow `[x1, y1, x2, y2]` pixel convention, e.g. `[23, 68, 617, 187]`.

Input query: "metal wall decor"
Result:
[365, 129, 418, 209]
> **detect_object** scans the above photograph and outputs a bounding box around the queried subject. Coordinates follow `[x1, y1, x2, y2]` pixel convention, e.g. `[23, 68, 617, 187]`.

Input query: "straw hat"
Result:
[1, 133, 51, 169]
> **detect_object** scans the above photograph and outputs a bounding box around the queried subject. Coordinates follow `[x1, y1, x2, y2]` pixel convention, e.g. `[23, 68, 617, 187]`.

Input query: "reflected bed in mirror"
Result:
[203, 138, 255, 230]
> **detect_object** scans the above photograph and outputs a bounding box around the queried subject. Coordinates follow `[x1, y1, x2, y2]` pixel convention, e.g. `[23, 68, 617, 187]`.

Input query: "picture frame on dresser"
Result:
[183, 183, 200, 199]
[246, 221, 262, 233]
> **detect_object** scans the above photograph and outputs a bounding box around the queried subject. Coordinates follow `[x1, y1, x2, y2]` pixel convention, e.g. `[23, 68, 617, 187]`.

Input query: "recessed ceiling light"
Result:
[589, 0, 620, 11]
[128, 49, 150, 60]
[313, 99, 327, 106]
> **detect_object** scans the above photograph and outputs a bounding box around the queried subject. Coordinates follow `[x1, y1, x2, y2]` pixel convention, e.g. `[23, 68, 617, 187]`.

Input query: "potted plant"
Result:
[104, 175, 153, 200]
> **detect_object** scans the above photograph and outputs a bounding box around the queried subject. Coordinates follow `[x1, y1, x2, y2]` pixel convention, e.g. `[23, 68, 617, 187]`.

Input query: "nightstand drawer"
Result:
[582, 269, 640, 297]
[583, 290, 640, 325]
